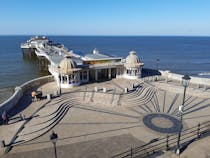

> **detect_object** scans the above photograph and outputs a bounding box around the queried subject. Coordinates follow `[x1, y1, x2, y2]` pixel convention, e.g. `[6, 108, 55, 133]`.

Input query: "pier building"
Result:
[21, 37, 144, 88]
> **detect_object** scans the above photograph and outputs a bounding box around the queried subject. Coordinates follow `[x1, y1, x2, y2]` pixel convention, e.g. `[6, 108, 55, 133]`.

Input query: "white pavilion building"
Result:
[49, 50, 144, 88]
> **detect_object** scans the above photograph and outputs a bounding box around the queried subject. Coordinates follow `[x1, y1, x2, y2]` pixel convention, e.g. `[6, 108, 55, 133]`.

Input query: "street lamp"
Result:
[176, 74, 191, 155]
[50, 131, 58, 158]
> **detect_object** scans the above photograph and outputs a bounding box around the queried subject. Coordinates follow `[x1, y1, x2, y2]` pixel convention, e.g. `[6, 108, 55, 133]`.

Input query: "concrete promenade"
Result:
[1, 78, 210, 158]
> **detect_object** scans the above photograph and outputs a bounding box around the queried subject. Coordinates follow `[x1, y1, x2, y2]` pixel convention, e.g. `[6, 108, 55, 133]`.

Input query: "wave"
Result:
[198, 72, 210, 76]
[191, 61, 210, 65]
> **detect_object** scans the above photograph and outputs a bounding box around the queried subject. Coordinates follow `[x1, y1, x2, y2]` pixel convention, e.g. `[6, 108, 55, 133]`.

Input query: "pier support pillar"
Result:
[108, 68, 111, 79]
[95, 70, 98, 81]
[87, 70, 89, 82]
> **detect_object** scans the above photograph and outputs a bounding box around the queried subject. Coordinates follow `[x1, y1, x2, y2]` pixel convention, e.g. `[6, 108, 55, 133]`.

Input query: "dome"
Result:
[125, 51, 144, 68]
[59, 57, 79, 75]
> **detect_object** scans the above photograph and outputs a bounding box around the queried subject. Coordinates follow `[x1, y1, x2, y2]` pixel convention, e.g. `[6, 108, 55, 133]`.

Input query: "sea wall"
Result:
[160, 70, 210, 89]
[0, 75, 54, 116]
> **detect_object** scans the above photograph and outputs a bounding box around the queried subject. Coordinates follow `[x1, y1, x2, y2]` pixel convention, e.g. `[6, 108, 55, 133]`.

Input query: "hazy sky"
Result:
[0, 0, 210, 36]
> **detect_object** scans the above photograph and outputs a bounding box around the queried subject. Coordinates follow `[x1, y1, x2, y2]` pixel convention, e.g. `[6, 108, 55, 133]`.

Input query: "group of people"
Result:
[1, 90, 43, 125]
[31, 91, 43, 102]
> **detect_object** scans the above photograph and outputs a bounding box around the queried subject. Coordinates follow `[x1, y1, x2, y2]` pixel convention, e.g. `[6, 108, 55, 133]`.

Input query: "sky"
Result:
[0, 0, 210, 36]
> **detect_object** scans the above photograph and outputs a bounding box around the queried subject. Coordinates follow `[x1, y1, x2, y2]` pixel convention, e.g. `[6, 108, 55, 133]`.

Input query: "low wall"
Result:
[0, 75, 54, 116]
[20, 75, 54, 92]
[160, 70, 210, 89]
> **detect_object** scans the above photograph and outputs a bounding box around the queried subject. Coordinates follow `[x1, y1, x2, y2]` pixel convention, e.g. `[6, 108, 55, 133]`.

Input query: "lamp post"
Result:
[176, 74, 191, 155]
[50, 131, 58, 158]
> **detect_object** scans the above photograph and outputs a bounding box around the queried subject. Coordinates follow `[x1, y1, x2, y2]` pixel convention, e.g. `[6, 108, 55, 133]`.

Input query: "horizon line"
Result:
[0, 34, 210, 37]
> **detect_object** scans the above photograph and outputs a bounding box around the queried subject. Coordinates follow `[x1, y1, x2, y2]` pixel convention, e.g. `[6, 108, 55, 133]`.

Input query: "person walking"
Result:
[1, 110, 9, 125]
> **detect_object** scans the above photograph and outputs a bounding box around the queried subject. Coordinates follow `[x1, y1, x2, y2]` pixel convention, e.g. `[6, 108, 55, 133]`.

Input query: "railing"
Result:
[111, 121, 210, 158]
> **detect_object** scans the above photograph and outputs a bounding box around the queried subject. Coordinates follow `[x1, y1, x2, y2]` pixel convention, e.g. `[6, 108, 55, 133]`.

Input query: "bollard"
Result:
[124, 88, 128, 93]
[103, 87, 107, 93]
[94, 86, 98, 92]
[47, 94, 51, 100]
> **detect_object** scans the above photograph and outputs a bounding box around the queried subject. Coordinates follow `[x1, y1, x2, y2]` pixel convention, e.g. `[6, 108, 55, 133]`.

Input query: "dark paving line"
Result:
[16, 125, 143, 147]
[47, 98, 67, 105]
[184, 96, 193, 105]
[38, 101, 70, 119]
[162, 91, 166, 113]
[59, 121, 140, 125]
[137, 105, 150, 113]
[184, 97, 198, 107]
[182, 104, 210, 116]
[29, 102, 71, 126]
[46, 96, 76, 107]
[150, 100, 158, 112]
[183, 99, 209, 113]
[19, 105, 72, 136]
[58, 125, 142, 141]
[74, 106, 139, 119]
[184, 114, 210, 120]
[185, 99, 209, 111]
[4, 100, 51, 154]
[13, 105, 72, 147]
[173, 99, 209, 116]
[170, 96, 195, 115]
[144, 104, 153, 113]
[127, 107, 144, 115]
[154, 93, 160, 112]
[171, 96, 199, 116]
[167, 94, 179, 114]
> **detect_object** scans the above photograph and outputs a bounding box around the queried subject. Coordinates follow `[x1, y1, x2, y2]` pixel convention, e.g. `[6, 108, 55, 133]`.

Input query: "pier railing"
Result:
[111, 121, 210, 158]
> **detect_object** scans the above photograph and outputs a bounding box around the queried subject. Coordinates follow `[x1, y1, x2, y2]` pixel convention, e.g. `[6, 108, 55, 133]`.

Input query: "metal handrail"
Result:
[111, 121, 210, 158]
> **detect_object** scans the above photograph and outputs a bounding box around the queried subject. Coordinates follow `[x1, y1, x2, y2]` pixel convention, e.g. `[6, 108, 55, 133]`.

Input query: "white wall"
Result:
[160, 70, 210, 88]
[0, 75, 54, 116]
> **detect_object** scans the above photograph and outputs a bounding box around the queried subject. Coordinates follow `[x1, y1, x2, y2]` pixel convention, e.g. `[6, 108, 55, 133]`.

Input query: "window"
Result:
[63, 76, 67, 83]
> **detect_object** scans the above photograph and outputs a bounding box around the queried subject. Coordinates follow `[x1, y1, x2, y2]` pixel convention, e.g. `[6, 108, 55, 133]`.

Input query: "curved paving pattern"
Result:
[10, 98, 74, 146]
[125, 84, 210, 133]
[143, 113, 182, 133]
[5, 79, 210, 156]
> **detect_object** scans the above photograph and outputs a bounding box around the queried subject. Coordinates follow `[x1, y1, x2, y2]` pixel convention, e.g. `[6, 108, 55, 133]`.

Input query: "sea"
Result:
[0, 35, 210, 90]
